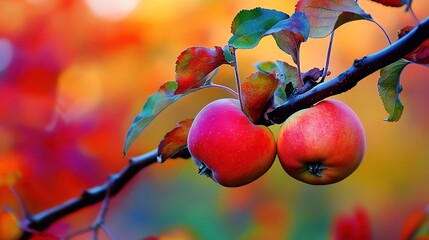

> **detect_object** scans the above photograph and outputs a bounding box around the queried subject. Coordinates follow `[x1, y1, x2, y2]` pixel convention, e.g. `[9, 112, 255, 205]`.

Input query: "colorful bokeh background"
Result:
[1, 0, 428, 239]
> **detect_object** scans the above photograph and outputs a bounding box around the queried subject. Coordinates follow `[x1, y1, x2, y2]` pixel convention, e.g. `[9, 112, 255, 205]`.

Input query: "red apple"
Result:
[277, 99, 366, 185]
[187, 98, 276, 187]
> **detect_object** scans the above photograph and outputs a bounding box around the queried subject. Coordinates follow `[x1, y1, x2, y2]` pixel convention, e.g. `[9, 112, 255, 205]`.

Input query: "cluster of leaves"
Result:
[124, 0, 387, 158]
[123, 0, 428, 161]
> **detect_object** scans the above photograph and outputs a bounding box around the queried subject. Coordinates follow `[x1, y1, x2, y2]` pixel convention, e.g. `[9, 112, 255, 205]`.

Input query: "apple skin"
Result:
[187, 98, 276, 187]
[277, 99, 366, 185]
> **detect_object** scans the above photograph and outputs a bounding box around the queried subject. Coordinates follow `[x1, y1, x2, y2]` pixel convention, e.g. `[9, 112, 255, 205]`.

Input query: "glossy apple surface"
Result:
[187, 98, 276, 187]
[277, 99, 366, 185]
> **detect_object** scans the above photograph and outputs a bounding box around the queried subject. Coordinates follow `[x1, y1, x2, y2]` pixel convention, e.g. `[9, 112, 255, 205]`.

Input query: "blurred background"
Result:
[0, 0, 428, 239]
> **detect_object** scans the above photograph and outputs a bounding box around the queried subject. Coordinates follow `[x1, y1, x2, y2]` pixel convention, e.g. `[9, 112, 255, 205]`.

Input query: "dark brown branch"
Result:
[18, 17, 429, 240]
[18, 149, 158, 240]
[268, 17, 429, 124]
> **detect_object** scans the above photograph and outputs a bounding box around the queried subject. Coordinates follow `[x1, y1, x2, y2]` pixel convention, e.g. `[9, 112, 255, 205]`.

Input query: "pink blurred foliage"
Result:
[331, 207, 372, 240]
[0, 0, 145, 213]
[332, 207, 372, 240]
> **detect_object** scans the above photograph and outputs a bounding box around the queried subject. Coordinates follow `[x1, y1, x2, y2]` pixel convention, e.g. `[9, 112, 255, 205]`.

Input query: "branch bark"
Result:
[18, 17, 429, 239]
[18, 150, 158, 240]
[268, 17, 429, 123]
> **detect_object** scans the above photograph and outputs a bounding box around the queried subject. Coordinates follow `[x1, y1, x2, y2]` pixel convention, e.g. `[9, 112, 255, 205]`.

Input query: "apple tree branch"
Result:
[18, 17, 429, 240]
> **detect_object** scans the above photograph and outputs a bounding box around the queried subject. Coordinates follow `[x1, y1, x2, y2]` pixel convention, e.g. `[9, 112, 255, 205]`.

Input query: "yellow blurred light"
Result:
[56, 62, 102, 122]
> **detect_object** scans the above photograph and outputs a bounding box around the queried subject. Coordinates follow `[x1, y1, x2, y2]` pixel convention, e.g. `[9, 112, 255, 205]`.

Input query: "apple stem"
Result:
[373, 20, 392, 45]
[409, 5, 420, 24]
[203, 84, 239, 99]
[194, 157, 213, 179]
[231, 47, 244, 109]
[320, 31, 335, 83]
[296, 51, 304, 88]
[307, 162, 327, 177]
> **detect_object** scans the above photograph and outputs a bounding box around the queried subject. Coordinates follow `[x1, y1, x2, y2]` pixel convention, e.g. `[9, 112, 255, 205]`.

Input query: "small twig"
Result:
[231, 47, 243, 109]
[8, 186, 30, 220]
[19, 149, 158, 240]
[100, 224, 116, 240]
[62, 226, 93, 240]
[91, 176, 116, 240]
[295, 50, 304, 88]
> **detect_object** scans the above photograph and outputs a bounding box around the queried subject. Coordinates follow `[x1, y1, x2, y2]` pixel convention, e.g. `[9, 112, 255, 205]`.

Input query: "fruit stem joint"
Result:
[307, 162, 327, 177]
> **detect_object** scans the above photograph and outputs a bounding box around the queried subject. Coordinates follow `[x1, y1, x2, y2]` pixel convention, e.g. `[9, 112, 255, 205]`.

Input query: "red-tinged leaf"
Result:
[369, 0, 407, 7]
[157, 119, 193, 163]
[255, 61, 300, 106]
[264, 12, 310, 64]
[229, 8, 289, 49]
[0, 210, 21, 240]
[241, 72, 279, 123]
[377, 59, 410, 122]
[398, 26, 429, 65]
[175, 46, 228, 94]
[124, 81, 181, 156]
[296, 0, 373, 38]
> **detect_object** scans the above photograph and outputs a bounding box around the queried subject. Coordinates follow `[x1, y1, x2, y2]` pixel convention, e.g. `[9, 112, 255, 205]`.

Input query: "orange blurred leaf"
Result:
[296, 0, 373, 38]
[157, 119, 193, 162]
[0, 153, 22, 186]
[400, 206, 429, 240]
[398, 26, 429, 65]
[0, 209, 21, 239]
[174, 46, 229, 94]
[241, 72, 279, 123]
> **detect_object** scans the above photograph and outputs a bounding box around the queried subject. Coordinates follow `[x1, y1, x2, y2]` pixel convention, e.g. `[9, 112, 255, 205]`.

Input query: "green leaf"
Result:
[175, 46, 228, 94]
[222, 45, 235, 64]
[404, 0, 412, 11]
[157, 119, 193, 163]
[254, 61, 300, 106]
[123, 81, 181, 156]
[229, 7, 289, 49]
[241, 72, 279, 123]
[264, 12, 310, 64]
[377, 59, 410, 122]
[273, 61, 300, 105]
[255, 61, 278, 74]
[296, 0, 373, 38]
[124, 46, 227, 155]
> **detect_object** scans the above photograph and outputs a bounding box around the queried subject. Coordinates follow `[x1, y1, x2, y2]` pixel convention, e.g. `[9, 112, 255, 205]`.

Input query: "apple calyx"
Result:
[194, 157, 213, 179]
[307, 162, 327, 177]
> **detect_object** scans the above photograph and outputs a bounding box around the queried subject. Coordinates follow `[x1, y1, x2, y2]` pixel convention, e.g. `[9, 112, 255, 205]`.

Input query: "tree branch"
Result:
[268, 17, 429, 124]
[18, 149, 158, 240]
[18, 17, 429, 240]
